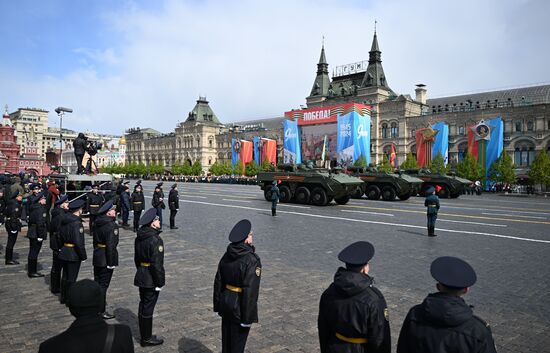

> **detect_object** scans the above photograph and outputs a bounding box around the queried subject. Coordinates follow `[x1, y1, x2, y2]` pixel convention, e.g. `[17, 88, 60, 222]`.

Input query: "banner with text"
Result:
[283, 119, 301, 164]
[336, 111, 371, 167]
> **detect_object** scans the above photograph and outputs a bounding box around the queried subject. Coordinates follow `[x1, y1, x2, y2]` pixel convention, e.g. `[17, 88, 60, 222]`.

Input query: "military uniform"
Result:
[49, 195, 69, 294]
[134, 208, 165, 347]
[270, 182, 279, 216]
[120, 186, 131, 227]
[131, 184, 145, 232]
[3, 191, 22, 265]
[318, 241, 391, 353]
[397, 256, 497, 353]
[58, 199, 87, 304]
[424, 186, 440, 237]
[168, 184, 179, 229]
[152, 183, 165, 229]
[27, 188, 48, 277]
[86, 185, 104, 237]
[93, 200, 119, 319]
[213, 219, 262, 353]
[38, 279, 134, 353]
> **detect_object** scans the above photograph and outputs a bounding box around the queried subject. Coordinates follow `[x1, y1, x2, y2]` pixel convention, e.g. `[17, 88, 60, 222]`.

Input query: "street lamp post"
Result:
[55, 107, 73, 170]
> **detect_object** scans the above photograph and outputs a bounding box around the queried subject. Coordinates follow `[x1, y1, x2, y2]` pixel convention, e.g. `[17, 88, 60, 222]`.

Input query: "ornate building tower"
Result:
[0, 105, 20, 173]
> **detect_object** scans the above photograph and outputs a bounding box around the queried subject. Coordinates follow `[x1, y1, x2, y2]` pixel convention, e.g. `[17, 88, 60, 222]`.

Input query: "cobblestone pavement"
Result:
[1, 181, 549, 352]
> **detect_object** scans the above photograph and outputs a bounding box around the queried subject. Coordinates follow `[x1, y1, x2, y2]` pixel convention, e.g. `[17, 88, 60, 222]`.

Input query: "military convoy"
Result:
[257, 165, 363, 206]
[402, 169, 471, 198]
[347, 166, 424, 201]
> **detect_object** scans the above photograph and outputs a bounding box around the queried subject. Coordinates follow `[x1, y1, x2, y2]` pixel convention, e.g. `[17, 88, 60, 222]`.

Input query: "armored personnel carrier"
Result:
[257, 165, 363, 206]
[402, 169, 471, 198]
[347, 166, 423, 201]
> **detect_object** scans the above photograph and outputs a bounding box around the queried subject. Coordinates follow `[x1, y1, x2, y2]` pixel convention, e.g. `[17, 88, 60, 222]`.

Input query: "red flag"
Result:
[261, 138, 277, 165]
[239, 140, 253, 165]
[390, 143, 396, 167]
[467, 125, 479, 160]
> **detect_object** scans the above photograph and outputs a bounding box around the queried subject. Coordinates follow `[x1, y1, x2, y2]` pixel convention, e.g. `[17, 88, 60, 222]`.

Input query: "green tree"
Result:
[260, 158, 273, 172]
[245, 160, 259, 176]
[191, 160, 203, 176]
[377, 156, 393, 172]
[456, 152, 484, 182]
[528, 150, 550, 189]
[400, 152, 418, 170]
[488, 150, 516, 184]
[172, 160, 182, 175]
[233, 160, 245, 176]
[209, 161, 222, 176]
[221, 160, 233, 175]
[431, 152, 446, 174]
[353, 153, 368, 167]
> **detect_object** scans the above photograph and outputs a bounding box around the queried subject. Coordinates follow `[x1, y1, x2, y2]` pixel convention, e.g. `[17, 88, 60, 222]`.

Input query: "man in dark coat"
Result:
[38, 279, 134, 353]
[72, 133, 87, 174]
[134, 208, 165, 347]
[151, 182, 165, 229]
[424, 186, 440, 237]
[58, 199, 87, 304]
[3, 190, 23, 265]
[93, 200, 119, 320]
[120, 185, 131, 227]
[131, 182, 145, 232]
[270, 181, 280, 216]
[168, 183, 179, 229]
[213, 219, 262, 353]
[397, 256, 497, 353]
[49, 195, 69, 294]
[318, 241, 391, 353]
[27, 186, 48, 277]
[86, 183, 105, 238]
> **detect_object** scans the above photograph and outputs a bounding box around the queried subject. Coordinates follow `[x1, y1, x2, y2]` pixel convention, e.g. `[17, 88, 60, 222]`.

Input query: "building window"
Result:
[411, 129, 416, 138]
[381, 123, 388, 138]
[527, 121, 534, 131]
[457, 142, 468, 162]
[514, 144, 536, 166]
[390, 122, 398, 138]
[515, 121, 522, 132]
[458, 126, 465, 135]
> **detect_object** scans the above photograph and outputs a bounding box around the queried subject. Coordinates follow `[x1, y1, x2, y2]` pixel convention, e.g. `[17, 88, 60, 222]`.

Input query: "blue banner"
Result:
[283, 120, 301, 164]
[231, 138, 239, 166]
[354, 113, 371, 165]
[431, 121, 449, 165]
[253, 136, 261, 165]
[485, 116, 504, 174]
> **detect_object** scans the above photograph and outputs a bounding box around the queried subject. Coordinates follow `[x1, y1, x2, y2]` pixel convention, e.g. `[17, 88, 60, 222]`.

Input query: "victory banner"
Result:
[261, 138, 277, 165]
[416, 122, 448, 167]
[231, 138, 240, 166]
[239, 140, 253, 165]
[467, 117, 503, 178]
[253, 137, 261, 165]
[283, 119, 301, 164]
[336, 111, 371, 166]
[432, 122, 449, 165]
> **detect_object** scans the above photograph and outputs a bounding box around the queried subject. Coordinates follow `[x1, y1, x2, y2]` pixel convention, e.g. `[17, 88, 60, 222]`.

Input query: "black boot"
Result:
[50, 269, 61, 294]
[28, 259, 45, 278]
[140, 316, 164, 347]
[60, 280, 68, 304]
[5, 249, 19, 265]
[428, 226, 437, 237]
[272, 209, 276, 217]
[431, 226, 437, 237]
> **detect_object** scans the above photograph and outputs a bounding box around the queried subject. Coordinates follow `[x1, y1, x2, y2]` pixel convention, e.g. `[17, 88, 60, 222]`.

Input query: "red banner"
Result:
[390, 143, 396, 167]
[240, 140, 253, 165]
[415, 131, 428, 167]
[284, 103, 371, 126]
[261, 138, 277, 165]
[467, 126, 479, 160]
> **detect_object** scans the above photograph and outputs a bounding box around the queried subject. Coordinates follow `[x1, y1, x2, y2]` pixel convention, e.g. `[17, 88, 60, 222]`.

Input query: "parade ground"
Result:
[1, 180, 549, 353]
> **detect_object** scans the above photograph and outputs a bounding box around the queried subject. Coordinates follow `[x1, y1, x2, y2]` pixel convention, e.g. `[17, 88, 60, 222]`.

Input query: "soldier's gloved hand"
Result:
[37, 238, 43, 242]
[154, 287, 162, 292]
[106, 266, 116, 270]
[240, 323, 252, 328]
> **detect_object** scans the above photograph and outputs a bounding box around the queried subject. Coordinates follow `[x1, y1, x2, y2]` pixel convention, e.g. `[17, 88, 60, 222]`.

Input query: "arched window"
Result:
[390, 122, 399, 138]
[410, 144, 417, 160]
[515, 121, 522, 132]
[514, 141, 536, 166]
[411, 129, 416, 138]
[381, 123, 389, 138]
[458, 126, 465, 135]
[527, 121, 534, 131]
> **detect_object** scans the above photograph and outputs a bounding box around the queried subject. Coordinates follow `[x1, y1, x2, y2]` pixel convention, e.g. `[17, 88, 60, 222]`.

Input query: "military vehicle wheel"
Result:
[264, 189, 272, 201]
[365, 185, 381, 200]
[381, 186, 397, 201]
[279, 185, 292, 203]
[311, 187, 328, 206]
[351, 186, 364, 199]
[335, 195, 351, 205]
[295, 186, 310, 204]
[438, 186, 450, 198]
[398, 192, 411, 201]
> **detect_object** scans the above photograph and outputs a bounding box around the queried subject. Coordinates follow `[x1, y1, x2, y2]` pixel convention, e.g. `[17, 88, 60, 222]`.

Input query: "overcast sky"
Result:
[1, 0, 548, 136]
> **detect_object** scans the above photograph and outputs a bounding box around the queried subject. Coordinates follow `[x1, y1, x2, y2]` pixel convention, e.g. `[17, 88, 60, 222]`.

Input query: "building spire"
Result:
[361, 28, 392, 91]
[308, 41, 331, 98]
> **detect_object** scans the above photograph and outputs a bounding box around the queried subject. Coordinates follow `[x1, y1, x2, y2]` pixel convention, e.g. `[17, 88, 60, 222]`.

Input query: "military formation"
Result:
[1, 176, 497, 352]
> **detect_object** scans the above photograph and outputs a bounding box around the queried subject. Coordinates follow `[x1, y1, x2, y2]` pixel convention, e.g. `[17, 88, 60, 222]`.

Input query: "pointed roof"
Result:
[186, 96, 221, 124]
[361, 31, 392, 92]
[309, 45, 331, 97]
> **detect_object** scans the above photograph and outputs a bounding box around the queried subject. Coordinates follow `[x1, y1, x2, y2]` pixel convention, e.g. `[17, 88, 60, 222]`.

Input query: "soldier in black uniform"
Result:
[318, 241, 391, 353]
[49, 194, 69, 294]
[134, 208, 165, 347]
[168, 183, 179, 229]
[4, 190, 23, 265]
[93, 200, 119, 320]
[213, 219, 262, 353]
[151, 182, 165, 229]
[27, 186, 48, 278]
[86, 183, 104, 238]
[397, 256, 497, 353]
[58, 199, 87, 304]
[120, 184, 131, 227]
[38, 279, 134, 353]
[131, 182, 145, 232]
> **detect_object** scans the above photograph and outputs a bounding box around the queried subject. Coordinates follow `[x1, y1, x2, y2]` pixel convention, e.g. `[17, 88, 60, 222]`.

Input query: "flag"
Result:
[231, 138, 240, 166]
[261, 138, 277, 165]
[253, 137, 261, 165]
[283, 120, 301, 164]
[467, 117, 504, 184]
[390, 143, 396, 167]
[239, 140, 253, 165]
[321, 135, 327, 161]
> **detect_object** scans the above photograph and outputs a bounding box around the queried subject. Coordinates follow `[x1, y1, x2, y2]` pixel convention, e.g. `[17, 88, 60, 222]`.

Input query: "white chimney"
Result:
[415, 84, 427, 104]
